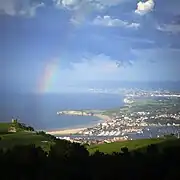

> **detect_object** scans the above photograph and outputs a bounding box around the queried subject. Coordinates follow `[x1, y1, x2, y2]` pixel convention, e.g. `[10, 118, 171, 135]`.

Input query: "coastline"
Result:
[46, 114, 111, 136]
[46, 128, 86, 135]
[95, 114, 111, 122]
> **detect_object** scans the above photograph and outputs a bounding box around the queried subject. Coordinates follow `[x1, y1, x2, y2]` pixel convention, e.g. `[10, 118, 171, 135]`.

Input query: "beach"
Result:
[46, 128, 86, 135]
[46, 114, 111, 135]
[95, 114, 111, 122]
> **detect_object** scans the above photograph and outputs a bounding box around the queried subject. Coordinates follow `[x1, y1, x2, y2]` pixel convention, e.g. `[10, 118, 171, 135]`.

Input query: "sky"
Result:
[0, 0, 180, 93]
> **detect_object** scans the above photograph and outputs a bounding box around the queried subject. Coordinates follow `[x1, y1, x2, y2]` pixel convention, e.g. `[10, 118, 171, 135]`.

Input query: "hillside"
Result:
[88, 137, 180, 154]
[0, 122, 12, 134]
[0, 122, 55, 152]
[1, 121, 180, 155]
[1, 122, 180, 179]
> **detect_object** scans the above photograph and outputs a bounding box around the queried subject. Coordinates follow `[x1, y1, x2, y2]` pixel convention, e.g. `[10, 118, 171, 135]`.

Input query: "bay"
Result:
[0, 93, 123, 130]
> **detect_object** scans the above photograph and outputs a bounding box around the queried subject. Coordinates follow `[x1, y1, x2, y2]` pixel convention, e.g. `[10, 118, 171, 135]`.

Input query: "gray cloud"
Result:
[54, 0, 128, 10]
[157, 24, 180, 34]
[0, 0, 44, 17]
[92, 15, 140, 29]
[62, 48, 180, 82]
[54, 0, 130, 24]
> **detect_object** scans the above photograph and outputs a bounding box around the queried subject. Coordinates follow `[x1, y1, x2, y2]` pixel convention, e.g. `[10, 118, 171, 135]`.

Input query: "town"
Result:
[57, 89, 180, 144]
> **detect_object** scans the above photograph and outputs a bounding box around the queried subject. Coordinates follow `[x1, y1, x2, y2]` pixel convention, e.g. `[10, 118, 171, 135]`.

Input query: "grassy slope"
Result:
[88, 138, 180, 154]
[0, 123, 54, 152]
[1, 123, 180, 154]
[0, 123, 12, 134]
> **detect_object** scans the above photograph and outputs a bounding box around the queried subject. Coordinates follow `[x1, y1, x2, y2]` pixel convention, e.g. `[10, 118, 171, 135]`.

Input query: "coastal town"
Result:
[52, 89, 180, 145]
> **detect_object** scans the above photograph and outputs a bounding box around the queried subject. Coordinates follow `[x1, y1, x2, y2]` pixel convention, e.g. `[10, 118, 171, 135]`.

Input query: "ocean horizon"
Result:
[0, 93, 124, 130]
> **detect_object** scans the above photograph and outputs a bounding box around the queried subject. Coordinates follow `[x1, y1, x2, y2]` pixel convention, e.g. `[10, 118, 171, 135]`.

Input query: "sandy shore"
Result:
[95, 114, 111, 122]
[46, 114, 112, 135]
[47, 128, 86, 135]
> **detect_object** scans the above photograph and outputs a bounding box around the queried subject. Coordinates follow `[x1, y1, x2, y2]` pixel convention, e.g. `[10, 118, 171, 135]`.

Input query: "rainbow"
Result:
[38, 59, 59, 93]
[37, 18, 89, 93]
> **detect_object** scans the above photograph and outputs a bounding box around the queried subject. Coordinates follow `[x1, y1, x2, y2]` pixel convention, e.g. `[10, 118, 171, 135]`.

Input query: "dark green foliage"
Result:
[1, 121, 180, 179]
[1, 139, 180, 180]
[121, 146, 129, 154]
[0, 121, 34, 134]
[14, 122, 34, 132]
[36, 131, 57, 141]
[36, 131, 46, 135]
[49, 139, 89, 159]
[164, 133, 176, 139]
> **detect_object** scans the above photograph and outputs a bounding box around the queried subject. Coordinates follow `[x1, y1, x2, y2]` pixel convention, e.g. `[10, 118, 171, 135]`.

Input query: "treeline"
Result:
[0, 139, 180, 180]
[15, 122, 34, 131]
[36, 131, 57, 141]
[10, 120, 34, 132]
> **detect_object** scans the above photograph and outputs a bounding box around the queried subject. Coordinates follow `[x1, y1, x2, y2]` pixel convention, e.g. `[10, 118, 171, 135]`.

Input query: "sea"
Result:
[0, 93, 124, 130]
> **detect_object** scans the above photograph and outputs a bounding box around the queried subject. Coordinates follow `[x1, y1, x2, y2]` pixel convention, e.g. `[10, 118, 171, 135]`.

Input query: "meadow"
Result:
[0, 122, 54, 152]
[88, 137, 180, 154]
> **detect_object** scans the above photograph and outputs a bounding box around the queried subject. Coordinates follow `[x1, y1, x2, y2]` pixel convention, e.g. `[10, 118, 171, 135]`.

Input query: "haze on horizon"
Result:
[1, 0, 180, 93]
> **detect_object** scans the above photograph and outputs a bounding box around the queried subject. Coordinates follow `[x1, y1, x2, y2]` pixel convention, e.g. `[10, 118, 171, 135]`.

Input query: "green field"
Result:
[0, 122, 54, 152]
[88, 138, 180, 154]
[0, 132, 54, 151]
[0, 122, 12, 134]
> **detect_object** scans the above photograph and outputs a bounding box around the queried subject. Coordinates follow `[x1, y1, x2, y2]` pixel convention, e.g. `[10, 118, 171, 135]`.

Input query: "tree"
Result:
[121, 147, 129, 154]
[27, 126, 34, 131]
[147, 144, 158, 155]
